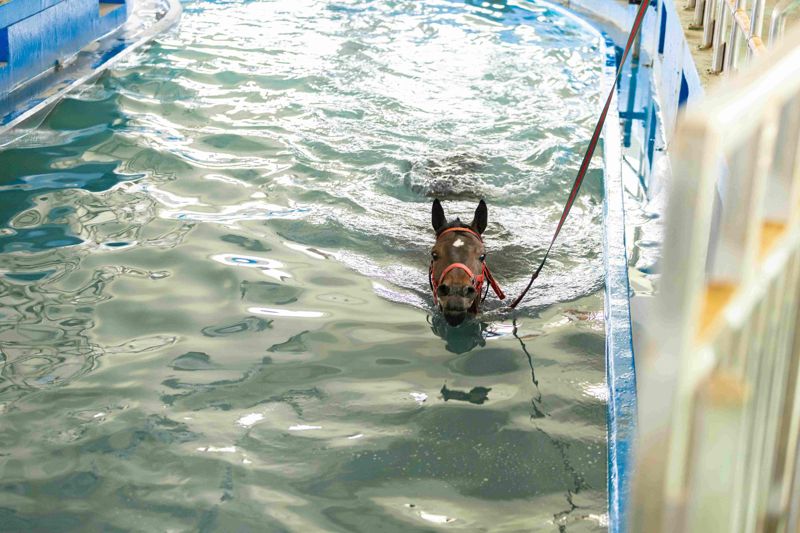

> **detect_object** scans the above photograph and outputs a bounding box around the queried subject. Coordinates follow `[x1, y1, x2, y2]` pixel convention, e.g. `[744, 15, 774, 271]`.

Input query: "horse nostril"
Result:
[465, 286, 476, 297]
[437, 284, 450, 297]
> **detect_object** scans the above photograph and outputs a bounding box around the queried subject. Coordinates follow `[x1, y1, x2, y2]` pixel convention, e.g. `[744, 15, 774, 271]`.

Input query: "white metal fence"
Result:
[630, 24, 800, 532]
[689, 0, 800, 73]
[687, 0, 776, 73]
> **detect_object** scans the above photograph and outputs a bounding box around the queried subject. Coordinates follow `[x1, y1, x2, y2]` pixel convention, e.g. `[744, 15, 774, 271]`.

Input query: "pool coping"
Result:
[600, 36, 637, 533]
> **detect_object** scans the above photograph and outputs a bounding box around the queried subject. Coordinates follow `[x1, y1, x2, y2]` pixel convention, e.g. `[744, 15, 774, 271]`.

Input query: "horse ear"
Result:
[471, 199, 488, 234]
[432, 199, 446, 233]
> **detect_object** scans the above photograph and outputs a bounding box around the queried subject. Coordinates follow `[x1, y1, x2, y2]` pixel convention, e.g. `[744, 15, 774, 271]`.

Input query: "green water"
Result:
[0, 0, 608, 530]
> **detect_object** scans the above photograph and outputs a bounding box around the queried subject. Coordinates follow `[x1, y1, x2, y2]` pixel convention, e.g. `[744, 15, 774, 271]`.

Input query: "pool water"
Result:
[0, 0, 609, 530]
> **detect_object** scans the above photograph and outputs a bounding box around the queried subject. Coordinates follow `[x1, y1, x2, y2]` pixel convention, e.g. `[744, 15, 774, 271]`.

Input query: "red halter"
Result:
[429, 227, 505, 306]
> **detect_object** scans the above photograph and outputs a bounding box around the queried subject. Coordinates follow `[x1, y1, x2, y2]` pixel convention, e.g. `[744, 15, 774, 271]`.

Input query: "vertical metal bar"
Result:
[693, 0, 707, 26]
[729, 108, 780, 530]
[750, 0, 765, 38]
[763, 98, 800, 224]
[726, 0, 745, 72]
[748, 0, 765, 59]
[769, 0, 800, 45]
[728, 306, 760, 531]
[789, 96, 800, 230]
[683, 337, 744, 532]
[778, 252, 800, 531]
[745, 277, 787, 531]
[763, 253, 800, 528]
[622, 34, 642, 148]
[702, 0, 718, 47]
[787, 431, 800, 532]
[711, 0, 729, 72]
[738, 295, 771, 531]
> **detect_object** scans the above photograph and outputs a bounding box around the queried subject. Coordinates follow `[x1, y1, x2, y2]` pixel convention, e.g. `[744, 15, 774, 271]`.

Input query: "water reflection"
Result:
[248, 307, 326, 318]
[427, 314, 487, 353]
[211, 252, 292, 280]
[514, 318, 547, 419]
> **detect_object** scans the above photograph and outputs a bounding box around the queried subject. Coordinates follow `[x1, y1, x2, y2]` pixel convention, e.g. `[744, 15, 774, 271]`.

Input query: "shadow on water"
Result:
[508, 319, 598, 530]
[428, 315, 547, 416]
[513, 318, 547, 420]
[440, 383, 491, 404]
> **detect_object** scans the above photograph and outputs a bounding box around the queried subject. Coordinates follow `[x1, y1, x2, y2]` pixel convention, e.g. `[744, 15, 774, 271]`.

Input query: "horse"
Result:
[429, 199, 504, 326]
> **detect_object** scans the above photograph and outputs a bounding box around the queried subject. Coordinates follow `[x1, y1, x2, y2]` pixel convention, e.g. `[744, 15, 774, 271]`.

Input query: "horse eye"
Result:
[431, 251, 439, 260]
[480, 254, 486, 261]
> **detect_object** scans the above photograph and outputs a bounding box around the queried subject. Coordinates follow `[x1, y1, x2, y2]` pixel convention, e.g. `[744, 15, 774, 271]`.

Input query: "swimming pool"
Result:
[0, 0, 609, 530]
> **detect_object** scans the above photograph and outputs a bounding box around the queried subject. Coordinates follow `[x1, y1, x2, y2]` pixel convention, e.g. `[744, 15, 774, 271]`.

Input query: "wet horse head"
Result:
[429, 199, 492, 326]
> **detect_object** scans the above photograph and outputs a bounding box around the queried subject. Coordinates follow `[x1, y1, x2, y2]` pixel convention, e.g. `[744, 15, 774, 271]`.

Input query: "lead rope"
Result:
[508, 0, 649, 309]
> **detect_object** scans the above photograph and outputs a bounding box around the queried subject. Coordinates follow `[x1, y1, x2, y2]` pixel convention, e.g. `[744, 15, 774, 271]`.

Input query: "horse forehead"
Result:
[438, 230, 482, 250]
[433, 233, 482, 282]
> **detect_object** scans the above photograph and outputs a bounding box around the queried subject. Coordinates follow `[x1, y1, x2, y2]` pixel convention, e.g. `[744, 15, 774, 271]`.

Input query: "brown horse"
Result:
[429, 199, 504, 326]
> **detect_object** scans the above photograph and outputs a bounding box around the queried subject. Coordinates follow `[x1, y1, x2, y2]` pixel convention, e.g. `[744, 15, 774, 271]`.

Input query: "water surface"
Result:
[0, 1, 608, 530]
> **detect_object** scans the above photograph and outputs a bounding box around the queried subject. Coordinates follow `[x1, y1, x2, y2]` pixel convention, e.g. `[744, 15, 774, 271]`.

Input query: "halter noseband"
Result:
[429, 227, 505, 306]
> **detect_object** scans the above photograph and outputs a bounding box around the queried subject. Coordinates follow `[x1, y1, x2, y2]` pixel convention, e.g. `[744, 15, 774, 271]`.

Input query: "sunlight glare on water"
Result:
[0, 0, 609, 530]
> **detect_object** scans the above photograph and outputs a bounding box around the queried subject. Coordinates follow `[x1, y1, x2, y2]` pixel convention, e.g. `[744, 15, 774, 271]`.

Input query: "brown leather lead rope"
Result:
[509, 0, 649, 309]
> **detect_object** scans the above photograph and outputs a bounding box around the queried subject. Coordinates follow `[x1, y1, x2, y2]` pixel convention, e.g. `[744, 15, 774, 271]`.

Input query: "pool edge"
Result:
[600, 34, 638, 533]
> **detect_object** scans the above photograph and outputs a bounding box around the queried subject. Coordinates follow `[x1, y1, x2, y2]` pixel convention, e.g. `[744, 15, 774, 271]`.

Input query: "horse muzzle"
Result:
[440, 297, 474, 326]
[443, 308, 469, 326]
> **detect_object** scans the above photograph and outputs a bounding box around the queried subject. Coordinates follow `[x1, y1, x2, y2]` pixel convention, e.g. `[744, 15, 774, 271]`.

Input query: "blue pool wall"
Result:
[643, 0, 703, 197]
[561, 0, 703, 193]
[0, 0, 129, 95]
[648, 0, 702, 143]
